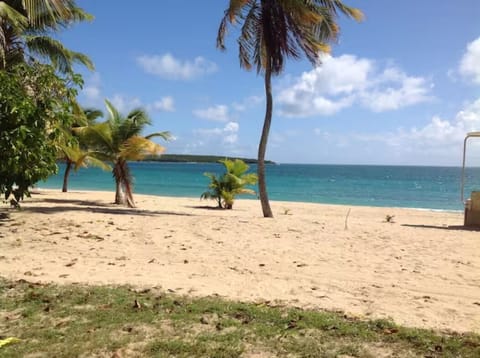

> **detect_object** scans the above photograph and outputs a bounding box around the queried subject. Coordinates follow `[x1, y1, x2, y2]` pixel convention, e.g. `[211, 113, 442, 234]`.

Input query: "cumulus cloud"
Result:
[149, 96, 175, 112]
[459, 37, 480, 84]
[81, 73, 102, 105]
[195, 121, 240, 145]
[193, 105, 231, 122]
[351, 98, 480, 163]
[278, 54, 432, 117]
[110, 94, 142, 114]
[137, 53, 218, 80]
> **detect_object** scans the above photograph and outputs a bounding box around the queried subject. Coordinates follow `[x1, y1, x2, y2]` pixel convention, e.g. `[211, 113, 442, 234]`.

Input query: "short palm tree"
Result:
[60, 107, 105, 192]
[74, 100, 170, 208]
[201, 159, 258, 209]
[0, 0, 93, 72]
[217, 0, 363, 217]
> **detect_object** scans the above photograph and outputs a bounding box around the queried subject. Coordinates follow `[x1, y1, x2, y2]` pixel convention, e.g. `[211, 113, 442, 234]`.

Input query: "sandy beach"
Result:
[0, 189, 479, 334]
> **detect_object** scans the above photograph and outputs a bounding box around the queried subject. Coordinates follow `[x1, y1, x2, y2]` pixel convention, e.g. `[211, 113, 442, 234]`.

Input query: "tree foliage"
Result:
[201, 159, 258, 209]
[0, 0, 93, 73]
[0, 63, 82, 202]
[217, 0, 362, 217]
[60, 107, 105, 193]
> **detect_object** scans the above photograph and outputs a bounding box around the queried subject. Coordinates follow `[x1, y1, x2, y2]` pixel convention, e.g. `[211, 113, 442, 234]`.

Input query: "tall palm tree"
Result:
[0, 0, 93, 72]
[74, 100, 171, 208]
[217, 0, 363, 217]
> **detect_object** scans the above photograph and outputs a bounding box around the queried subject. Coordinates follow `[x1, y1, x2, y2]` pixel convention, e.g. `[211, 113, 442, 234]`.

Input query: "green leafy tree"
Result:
[0, 0, 93, 73]
[217, 0, 362, 217]
[74, 100, 171, 208]
[0, 63, 82, 203]
[201, 159, 258, 209]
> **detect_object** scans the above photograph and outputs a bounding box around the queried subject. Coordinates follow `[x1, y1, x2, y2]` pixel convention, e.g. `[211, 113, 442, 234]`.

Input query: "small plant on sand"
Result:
[201, 159, 258, 209]
[385, 214, 395, 223]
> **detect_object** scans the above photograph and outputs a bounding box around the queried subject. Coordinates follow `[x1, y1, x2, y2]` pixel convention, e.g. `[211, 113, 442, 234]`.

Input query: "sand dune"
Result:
[0, 190, 479, 333]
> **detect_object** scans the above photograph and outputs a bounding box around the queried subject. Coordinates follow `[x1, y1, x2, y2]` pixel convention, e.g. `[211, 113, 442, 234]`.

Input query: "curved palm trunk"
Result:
[62, 159, 73, 192]
[114, 159, 135, 208]
[121, 161, 136, 208]
[258, 62, 274, 218]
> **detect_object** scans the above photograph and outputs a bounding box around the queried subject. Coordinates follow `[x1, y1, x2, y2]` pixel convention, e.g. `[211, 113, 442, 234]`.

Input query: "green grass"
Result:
[1, 278, 479, 357]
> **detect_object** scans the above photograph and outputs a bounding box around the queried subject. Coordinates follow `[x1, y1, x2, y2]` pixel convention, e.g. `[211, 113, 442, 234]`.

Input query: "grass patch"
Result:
[0, 278, 479, 357]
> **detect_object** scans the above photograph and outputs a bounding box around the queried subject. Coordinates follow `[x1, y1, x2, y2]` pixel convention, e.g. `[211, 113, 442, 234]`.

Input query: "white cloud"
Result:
[193, 104, 231, 122]
[348, 98, 480, 164]
[232, 95, 263, 111]
[459, 37, 480, 84]
[195, 121, 240, 145]
[110, 94, 143, 114]
[278, 54, 432, 117]
[413, 98, 480, 141]
[81, 73, 102, 105]
[360, 74, 431, 112]
[137, 53, 218, 80]
[149, 96, 175, 112]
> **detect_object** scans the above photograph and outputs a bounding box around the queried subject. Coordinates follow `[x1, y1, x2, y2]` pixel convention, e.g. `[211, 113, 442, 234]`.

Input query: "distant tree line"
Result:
[142, 154, 275, 165]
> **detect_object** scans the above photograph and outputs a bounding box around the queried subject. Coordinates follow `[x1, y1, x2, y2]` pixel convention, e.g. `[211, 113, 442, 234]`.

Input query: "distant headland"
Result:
[143, 154, 275, 164]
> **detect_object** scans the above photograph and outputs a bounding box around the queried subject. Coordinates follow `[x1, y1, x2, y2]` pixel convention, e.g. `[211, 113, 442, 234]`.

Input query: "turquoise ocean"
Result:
[41, 163, 480, 211]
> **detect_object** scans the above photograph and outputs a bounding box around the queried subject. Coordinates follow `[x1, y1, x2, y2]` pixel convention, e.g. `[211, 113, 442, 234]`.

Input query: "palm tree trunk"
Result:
[113, 163, 125, 205]
[121, 161, 136, 208]
[258, 61, 274, 218]
[62, 159, 72, 192]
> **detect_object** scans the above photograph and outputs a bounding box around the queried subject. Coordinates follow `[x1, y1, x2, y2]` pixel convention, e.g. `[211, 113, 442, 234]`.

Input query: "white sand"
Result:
[0, 190, 479, 333]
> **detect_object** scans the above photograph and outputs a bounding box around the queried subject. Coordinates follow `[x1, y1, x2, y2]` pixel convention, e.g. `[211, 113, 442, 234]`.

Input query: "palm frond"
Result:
[119, 136, 165, 161]
[24, 35, 93, 73]
[0, 2, 28, 30]
[145, 131, 171, 141]
[218, 0, 362, 74]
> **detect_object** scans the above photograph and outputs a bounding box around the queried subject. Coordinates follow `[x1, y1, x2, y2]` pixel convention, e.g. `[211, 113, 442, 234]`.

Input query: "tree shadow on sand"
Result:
[185, 205, 226, 211]
[21, 198, 194, 217]
[402, 224, 480, 232]
[0, 210, 12, 226]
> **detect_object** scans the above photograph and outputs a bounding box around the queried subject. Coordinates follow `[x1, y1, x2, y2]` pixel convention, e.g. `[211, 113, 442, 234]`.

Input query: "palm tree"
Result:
[217, 0, 363, 217]
[201, 159, 258, 209]
[0, 0, 93, 72]
[61, 107, 104, 192]
[74, 100, 170, 208]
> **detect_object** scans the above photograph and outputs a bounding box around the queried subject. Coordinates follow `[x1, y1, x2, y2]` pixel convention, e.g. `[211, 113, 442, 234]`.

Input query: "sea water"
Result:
[40, 162, 480, 211]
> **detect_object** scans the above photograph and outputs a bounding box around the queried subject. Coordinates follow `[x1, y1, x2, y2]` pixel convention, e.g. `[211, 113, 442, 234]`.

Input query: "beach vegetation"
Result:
[385, 214, 396, 223]
[73, 100, 171, 208]
[59, 107, 106, 193]
[0, 0, 93, 73]
[201, 159, 258, 209]
[0, 63, 82, 204]
[143, 153, 275, 164]
[1, 278, 479, 357]
[217, 0, 363, 217]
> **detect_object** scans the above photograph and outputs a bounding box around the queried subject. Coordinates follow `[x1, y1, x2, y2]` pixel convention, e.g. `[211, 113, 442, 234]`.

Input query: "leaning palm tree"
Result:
[217, 0, 363, 217]
[61, 107, 104, 192]
[74, 100, 170, 208]
[0, 0, 93, 72]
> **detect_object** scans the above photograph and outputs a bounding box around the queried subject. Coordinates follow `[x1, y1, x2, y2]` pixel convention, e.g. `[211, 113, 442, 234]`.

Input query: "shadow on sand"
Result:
[185, 205, 225, 211]
[401, 224, 480, 232]
[22, 197, 194, 217]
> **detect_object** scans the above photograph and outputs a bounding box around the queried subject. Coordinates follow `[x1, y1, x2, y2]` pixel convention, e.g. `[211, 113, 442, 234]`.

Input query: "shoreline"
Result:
[35, 187, 464, 214]
[1, 189, 479, 333]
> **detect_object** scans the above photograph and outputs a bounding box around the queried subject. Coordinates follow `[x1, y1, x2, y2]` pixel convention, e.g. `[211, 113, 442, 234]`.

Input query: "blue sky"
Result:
[60, 0, 480, 166]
